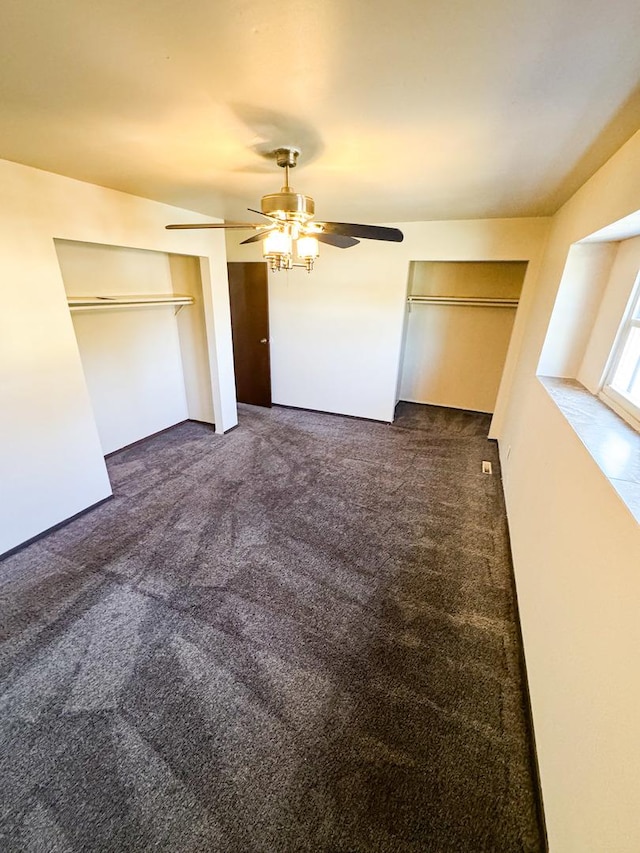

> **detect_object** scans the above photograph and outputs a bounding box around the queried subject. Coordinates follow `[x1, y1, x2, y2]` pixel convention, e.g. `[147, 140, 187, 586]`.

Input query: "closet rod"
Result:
[407, 296, 519, 308]
[67, 294, 194, 312]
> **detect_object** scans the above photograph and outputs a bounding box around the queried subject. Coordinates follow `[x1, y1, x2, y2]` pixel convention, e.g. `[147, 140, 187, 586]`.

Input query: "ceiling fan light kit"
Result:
[166, 147, 403, 273]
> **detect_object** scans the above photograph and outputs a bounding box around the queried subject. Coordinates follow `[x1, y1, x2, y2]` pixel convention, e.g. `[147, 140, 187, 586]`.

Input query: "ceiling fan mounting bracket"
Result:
[273, 147, 300, 169]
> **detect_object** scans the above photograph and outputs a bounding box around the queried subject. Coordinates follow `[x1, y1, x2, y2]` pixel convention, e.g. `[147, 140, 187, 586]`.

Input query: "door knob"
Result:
[260, 338, 268, 344]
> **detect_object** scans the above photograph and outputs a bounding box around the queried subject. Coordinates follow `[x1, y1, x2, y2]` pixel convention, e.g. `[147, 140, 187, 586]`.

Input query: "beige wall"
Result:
[4, 126, 640, 850]
[227, 218, 549, 422]
[400, 261, 526, 413]
[538, 241, 618, 379]
[0, 158, 236, 555]
[399, 304, 517, 412]
[171, 253, 216, 424]
[578, 235, 640, 393]
[56, 242, 206, 455]
[227, 141, 640, 850]
[495, 129, 640, 852]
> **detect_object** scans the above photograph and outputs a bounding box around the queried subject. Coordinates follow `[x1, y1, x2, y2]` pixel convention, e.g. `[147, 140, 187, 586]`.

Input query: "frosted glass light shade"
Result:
[263, 229, 292, 256]
[296, 236, 319, 259]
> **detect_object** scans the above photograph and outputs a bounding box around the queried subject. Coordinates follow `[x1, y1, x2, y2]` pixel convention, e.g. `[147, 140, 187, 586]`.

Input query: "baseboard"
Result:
[496, 459, 549, 852]
[187, 418, 216, 429]
[104, 419, 216, 458]
[0, 495, 114, 562]
[398, 397, 493, 416]
[2, 419, 218, 561]
[104, 421, 190, 458]
[273, 403, 392, 425]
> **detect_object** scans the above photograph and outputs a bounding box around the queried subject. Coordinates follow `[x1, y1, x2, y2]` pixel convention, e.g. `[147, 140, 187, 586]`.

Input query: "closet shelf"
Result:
[67, 294, 194, 312]
[407, 295, 519, 308]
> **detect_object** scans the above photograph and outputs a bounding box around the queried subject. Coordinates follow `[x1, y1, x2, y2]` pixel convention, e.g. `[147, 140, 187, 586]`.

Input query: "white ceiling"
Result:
[2, 0, 640, 223]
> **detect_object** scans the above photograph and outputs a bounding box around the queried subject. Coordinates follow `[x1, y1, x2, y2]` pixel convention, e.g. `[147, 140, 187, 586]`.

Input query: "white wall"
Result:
[538, 242, 618, 378]
[171, 254, 215, 424]
[69, 309, 188, 455]
[227, 144, 640, 851]
[56, 241, 194, 455]
[578, 235, 640, 393]
[0, 158, 236, 555]
[494, 129, 640, 852]
[5, 134, 639, 850]
[399, 261, 526, 413]
[226, 218, 549, 422]
[399, 304, 517, 412]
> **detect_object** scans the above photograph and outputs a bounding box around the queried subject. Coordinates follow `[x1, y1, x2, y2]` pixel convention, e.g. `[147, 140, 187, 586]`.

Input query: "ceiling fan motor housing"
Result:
[261, 189, 315, 221]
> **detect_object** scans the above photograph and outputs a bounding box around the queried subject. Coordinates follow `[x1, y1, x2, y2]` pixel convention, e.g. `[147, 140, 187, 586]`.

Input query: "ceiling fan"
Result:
[166, 147, 403, 272]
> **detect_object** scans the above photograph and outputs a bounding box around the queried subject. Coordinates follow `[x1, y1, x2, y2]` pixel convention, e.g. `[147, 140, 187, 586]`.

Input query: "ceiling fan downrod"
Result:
[261, 147, 314, 222]
[273, 146, 299, 190]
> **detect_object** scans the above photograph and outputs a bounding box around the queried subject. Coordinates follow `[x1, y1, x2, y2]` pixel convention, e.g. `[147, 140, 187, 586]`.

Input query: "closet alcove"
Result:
[55, 240, 216, 455]
[398, 260, 528, 413]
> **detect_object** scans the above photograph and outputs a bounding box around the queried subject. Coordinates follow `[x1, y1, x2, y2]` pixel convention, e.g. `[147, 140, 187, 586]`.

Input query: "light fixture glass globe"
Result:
[263, 229, 292, 256]
[296, 236, 319, 259]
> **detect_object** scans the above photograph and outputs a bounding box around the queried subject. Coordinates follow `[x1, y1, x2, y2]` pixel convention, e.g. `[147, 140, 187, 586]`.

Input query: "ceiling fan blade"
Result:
[315, 233, 360, 249]
[166, 222, 264, 230]
[316, 222, 404, 242]
[239, 230, 273, 245]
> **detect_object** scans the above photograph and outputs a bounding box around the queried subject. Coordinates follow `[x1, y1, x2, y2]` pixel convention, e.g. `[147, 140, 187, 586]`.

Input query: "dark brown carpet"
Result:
[0, 402, 543, 852]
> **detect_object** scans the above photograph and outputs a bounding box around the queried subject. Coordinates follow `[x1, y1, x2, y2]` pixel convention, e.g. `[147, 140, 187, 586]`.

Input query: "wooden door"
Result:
[227, 262, 272, 407]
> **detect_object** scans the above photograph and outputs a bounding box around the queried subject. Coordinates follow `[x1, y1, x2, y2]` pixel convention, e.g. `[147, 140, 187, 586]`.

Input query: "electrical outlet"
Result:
[482, 461, 492, 474]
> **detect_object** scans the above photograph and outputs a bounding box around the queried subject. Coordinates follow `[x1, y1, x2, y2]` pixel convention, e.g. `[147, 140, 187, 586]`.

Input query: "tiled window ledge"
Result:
[539, 376, 640, 524]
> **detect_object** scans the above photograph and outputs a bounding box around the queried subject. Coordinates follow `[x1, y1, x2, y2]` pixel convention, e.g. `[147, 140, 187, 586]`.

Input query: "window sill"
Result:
[539, 376, 640, 524]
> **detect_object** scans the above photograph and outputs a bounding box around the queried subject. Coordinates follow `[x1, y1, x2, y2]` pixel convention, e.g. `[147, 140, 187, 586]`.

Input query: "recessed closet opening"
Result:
[398, 260, 528, 413]
[55, 240, 216, 456]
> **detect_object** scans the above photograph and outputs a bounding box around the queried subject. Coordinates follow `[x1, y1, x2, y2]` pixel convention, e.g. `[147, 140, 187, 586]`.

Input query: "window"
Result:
[601, 270, 640, 429]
